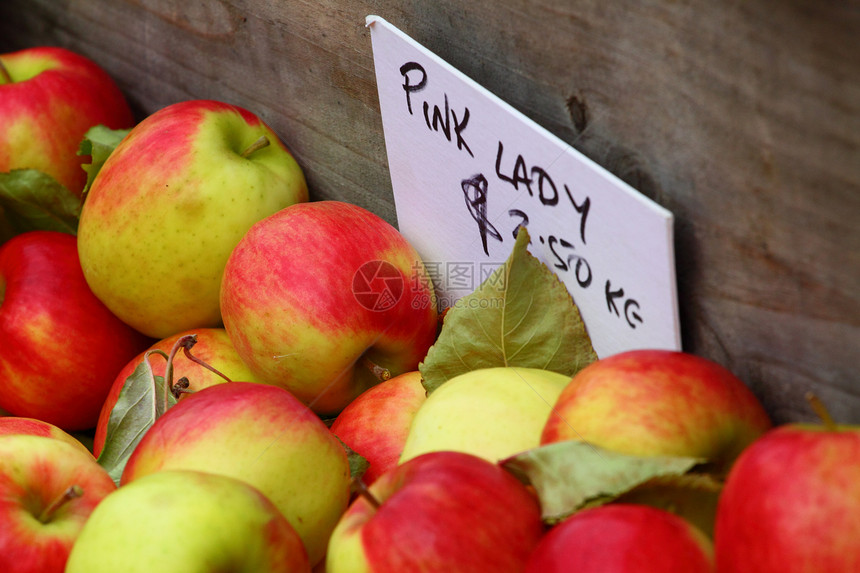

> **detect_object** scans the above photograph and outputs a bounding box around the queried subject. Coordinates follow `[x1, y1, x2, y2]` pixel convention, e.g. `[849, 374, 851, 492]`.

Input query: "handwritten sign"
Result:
[366, 15, 681, 357]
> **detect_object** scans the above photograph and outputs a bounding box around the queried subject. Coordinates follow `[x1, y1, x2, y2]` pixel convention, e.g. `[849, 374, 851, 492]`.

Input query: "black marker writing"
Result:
[462, 174, 501, 255]
[400, 62, 427, 115]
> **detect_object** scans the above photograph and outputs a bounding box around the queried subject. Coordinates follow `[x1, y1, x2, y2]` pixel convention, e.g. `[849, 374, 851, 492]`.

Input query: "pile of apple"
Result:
[1, 46, 858, 573]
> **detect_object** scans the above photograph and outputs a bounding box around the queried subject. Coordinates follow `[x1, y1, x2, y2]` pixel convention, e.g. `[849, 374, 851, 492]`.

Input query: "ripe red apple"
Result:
[0, 434, 117, 573]
[541, 350, 772, 473]
[330, 371, 426, 484]
[0, 46, 133, 195]
[77, 99, 309, 339]
[326, 451, 545, 572]
[220, 200, 438, 416]
[525, 504, 714, 572]
[0, 416, 92, 457]
[121, 381, 351, 567]
[91, 327, 259, 458]
[714, 397, 860, 572]
[0, 231, 151, 430]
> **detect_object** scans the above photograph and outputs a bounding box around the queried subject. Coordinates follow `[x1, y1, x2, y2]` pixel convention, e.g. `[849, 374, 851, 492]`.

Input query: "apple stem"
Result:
[353, 478, 381, 510]
[805, 392, 838, 431]
[240, 135, 270, 158]
[38, 485, 83, 523]
[171, 376, 196, 398]
[362, 357, 391, 382]
[182, 345, 233, 384]
[0, 59, 11, 84]
[161, 335, 198, 412]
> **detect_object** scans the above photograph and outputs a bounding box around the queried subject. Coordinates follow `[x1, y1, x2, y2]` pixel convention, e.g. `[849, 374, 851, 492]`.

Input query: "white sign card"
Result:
[366, 15, 681, 357]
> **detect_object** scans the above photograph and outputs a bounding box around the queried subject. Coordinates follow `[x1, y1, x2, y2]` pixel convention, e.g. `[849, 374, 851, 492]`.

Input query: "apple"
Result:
[326, 450, 545, 572]
[0, 231, 152, 430]
[121, 381, 351, 566]
[0, 434, 117, 573]
[65, 469, 310, 572]
[0, 416, 92, 457]
[76, 99, 309, 339]
[220, 200, 438, 417]
[331, 371, 426, 484]
[714, 396, 860, 572]
[91, 327, 260, 458]
[398, 366, 571, 464]
[541, 350, 772, 473]
[525, 504, 714, 572]
[0, 46, 134, 196]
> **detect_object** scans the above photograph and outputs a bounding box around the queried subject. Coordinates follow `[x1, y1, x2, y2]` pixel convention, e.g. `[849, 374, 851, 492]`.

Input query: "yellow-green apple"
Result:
[330, 371, 426, 484]
[0, 416, 92, 457]
[0, 434, 116, 573]
[0, 231, 151, 430]
[121, 381, 351, 566]
[714, 398, 860, 572]
[326, 450, 545, 572]
[525, 504, 714, 572]
[91, 327, 259, 457]
[76, 99, 308, 339]
[66, 469, 310, 573]
[0, 46, 134, 196]
[541, 350, 772, 473]
[220, 200, 438, 417]
[399, 367, 570, 464]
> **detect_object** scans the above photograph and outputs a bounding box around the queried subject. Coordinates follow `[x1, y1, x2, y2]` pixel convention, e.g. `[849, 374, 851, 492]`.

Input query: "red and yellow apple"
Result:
[326, 451, 545, 572]
[66, 470, 310, 573]
[0, 417, 92, 457]
[77, 99, 308, 339]
[220, 200, 438, 417]
[0, 434, 117, 573]
[331, 371, 426, 484]
[541, 349, 772, 473]
[91, 327, 259, 457]
[0, 46, 134, 196]
[121, 381, 351, 566]
[714, 400, 860, 572]
[0, 231, 151, 430]
[525, 504, 714, 572]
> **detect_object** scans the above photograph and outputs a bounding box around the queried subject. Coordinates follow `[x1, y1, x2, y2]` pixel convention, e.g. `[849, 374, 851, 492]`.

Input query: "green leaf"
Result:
[96, 351, 177, 486]
[419, 226, 598, 394]
[501, 440, 703, 524]
[335, 436, 370, 484]
[611, 473, 724, 538]
[78, 125, 130, 200]
[0, 169, 81, 235]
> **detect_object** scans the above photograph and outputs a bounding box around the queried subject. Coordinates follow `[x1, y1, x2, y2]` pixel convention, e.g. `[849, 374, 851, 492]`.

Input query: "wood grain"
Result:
[1, 0, 857, 423]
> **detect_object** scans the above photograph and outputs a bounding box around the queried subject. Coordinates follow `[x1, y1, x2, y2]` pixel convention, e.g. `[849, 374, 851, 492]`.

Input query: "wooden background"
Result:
[2, 0, 857, 424]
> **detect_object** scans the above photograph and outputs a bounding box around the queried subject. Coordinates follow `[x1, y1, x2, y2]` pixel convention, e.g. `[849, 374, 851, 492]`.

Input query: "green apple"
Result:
[0, 434, 116, 573]
[220, 200, 438, 417]
[541, 349, 772, 473]
[91, 327, 260, 458]
[714, 396, 860, 572]
[77, 99, 308, 339]
[525, 504, 714, 572]
[399, 366, 571, 464]
[326, 451, 545, 572]
[330, 371, 426, 484]
[0, 46, 133, 196]
[65, 470, 310, 572]
[121, 381, 351, 567]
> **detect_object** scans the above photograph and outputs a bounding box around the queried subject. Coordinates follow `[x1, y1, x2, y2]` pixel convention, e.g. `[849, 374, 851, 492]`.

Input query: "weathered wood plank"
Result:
[1, 0, 857, 423]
